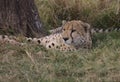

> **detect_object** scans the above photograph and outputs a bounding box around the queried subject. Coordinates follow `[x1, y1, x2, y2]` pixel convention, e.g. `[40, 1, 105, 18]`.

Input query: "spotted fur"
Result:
[0, 20, 120, 51]
[27, 20, 92, 51]
[27, 33, 76, 51]
[0, 35, 24, 45]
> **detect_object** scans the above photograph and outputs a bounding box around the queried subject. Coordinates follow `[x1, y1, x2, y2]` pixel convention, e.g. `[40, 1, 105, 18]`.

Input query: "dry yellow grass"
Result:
[0, 32, 120, 82]
[0, 0, 120, 81]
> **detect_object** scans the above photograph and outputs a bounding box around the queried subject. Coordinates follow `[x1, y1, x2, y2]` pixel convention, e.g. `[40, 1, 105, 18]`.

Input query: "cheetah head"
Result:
[61, 20, 92, 49]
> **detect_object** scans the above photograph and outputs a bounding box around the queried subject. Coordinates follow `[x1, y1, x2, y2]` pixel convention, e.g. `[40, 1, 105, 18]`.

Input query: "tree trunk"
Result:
[0, 0, 47, 37]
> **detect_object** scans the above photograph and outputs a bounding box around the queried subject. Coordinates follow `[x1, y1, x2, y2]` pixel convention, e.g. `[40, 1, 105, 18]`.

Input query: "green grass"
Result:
[35, 0, 120, 30]
[0, 0, 120, 81]
[0, 32, 120, 82]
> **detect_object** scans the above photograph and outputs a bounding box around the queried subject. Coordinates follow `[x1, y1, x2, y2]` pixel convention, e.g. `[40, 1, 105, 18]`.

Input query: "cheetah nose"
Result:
[63, 38, 69, 41]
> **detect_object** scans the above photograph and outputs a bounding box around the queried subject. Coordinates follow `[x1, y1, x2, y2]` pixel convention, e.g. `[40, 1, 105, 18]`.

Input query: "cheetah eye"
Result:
[71, 29, 76, 32]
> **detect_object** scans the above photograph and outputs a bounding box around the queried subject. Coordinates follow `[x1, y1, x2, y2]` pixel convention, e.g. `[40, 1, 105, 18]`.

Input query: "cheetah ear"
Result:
[83, 23, 91, 33]
[62, 20, 67, 26]
[80, 21, 91, 32]
[84, 23, 90, 29]
[49, 20, 67, 34]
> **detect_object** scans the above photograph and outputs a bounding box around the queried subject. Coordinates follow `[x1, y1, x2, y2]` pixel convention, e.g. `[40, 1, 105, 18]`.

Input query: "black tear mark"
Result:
[37, 40, 41, 44]
[52, 43, 54, 46]
[71, 29, 76, 33]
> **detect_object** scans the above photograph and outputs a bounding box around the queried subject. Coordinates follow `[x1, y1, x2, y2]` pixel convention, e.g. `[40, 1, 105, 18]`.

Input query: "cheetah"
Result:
[0, 20, 120, 51]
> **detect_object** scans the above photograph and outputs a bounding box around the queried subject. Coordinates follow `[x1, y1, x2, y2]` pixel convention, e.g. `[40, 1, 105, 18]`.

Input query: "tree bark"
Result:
[0, 0, 47, 37]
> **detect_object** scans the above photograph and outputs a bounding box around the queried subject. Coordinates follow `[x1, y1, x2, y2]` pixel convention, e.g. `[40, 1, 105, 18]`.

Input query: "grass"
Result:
[0, 32, 120, 82]
[0, 0, 120, 81]
[35, 0, 120, 30]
